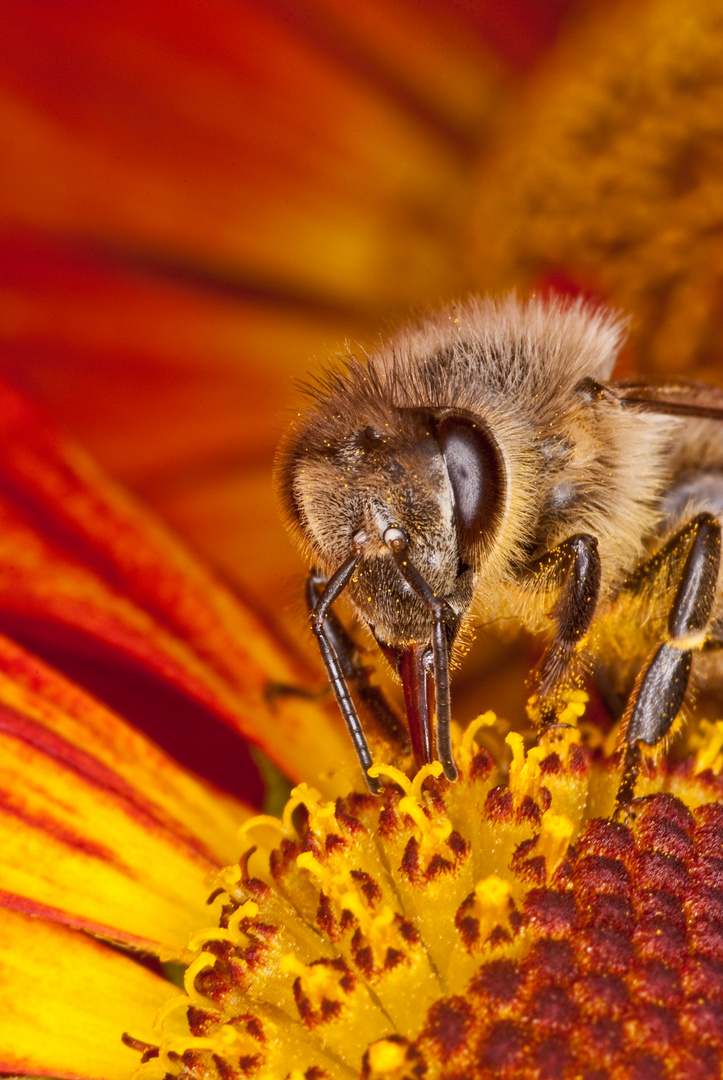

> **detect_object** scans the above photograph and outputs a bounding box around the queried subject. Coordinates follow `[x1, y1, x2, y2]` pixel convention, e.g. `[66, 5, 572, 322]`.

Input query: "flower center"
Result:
[128, 706, 723, 1079]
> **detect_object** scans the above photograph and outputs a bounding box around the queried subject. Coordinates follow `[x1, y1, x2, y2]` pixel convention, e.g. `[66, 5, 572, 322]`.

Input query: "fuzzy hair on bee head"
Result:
[275, 292, 629, 559]
[365, 292, 627, 413]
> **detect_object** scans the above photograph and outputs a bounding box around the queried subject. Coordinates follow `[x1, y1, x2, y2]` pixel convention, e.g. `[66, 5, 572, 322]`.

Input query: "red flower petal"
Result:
[0, 379, 355, 790]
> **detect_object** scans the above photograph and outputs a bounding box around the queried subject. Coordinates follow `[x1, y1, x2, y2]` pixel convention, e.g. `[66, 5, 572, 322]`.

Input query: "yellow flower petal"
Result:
[0, 632, 250, 866]
[0, 908, 176, 1079]
[0, 723, 224, 956]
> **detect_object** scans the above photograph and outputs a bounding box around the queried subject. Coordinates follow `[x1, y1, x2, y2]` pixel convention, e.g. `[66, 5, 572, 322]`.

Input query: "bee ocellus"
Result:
[275, 294, 723, 812]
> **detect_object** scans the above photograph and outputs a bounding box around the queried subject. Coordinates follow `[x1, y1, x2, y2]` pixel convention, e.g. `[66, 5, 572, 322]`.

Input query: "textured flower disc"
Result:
[127, 707, 723, 1080]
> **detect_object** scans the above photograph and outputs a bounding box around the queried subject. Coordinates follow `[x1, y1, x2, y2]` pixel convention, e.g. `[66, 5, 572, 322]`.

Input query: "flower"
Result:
[1, 2, 723, 1078]
[128, 722, 723, 1080]
[0, 378, 358, 1077]
[0, 387, 722, 1079]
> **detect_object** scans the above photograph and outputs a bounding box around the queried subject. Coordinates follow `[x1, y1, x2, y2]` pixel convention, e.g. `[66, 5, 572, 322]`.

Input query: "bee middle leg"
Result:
[523, 533, 601, 728]
[615, 512, 722, 816]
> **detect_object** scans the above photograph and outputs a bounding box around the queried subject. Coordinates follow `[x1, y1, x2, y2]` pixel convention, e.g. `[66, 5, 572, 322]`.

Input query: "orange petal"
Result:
[0, 230, 355, 640]
[0, 907, 175, 1079]
[0, 632, 251, 867]
[0, 0, 486, 310]
[0, 380, 354, 788]
[0, 230, 361, 483]
[0, 708, 226, 955]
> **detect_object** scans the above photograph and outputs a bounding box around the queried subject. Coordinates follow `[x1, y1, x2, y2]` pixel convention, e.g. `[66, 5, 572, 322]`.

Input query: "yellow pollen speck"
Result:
[368, 1039, 407, 1071]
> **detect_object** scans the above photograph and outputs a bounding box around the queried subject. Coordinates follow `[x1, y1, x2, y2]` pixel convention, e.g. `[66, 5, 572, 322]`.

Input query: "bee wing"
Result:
[610, 378, 723, 421]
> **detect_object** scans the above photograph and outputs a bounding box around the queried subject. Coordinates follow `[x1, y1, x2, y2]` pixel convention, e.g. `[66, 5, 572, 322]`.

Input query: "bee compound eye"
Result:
[437, 414, 505, 555]
[383, 526, 408, 552]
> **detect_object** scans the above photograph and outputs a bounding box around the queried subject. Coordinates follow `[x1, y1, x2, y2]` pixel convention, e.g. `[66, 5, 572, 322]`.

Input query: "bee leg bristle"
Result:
[524, 533, 601, 715]
[614, 743, 641, 822]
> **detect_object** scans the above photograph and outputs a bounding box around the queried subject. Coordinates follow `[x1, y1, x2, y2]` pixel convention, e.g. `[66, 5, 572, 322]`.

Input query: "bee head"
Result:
[278, 403, 506, 648]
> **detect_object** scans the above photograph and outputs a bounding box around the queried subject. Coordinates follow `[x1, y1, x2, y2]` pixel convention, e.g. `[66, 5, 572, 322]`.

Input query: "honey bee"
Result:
[275, 294, 723, 810]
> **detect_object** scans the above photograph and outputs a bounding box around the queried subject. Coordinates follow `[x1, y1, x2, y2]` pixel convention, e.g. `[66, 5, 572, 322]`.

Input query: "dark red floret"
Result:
[523, 888, 577, 934]
[424, 997, 474, 1056]
[484, 785, 514, 823]
[574, 854, 632, 899]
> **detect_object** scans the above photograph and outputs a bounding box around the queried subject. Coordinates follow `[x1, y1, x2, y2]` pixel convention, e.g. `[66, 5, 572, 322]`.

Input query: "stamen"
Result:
[238, 813, 287, 841]
[460, 710, 498, 754]
[537, 812, 574, 880]
[368, 1038, 408, 1072]
[410, 761, 445, 799]
[506, 732, 546, 805]
[183, 951, 217, 1003]
[154, 992, 201, 1029]
[471, 875, 514, 940]
[367, 762, 413, 792]
[694, 718, 723, 774]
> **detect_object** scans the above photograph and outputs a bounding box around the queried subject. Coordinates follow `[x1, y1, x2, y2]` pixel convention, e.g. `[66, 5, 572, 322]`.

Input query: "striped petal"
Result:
[0, 632, 250, 866]
[0, 908, 176, 1079]
[0, 380, 354, 789]
[0, 230, 358, 643]
[0, 634, 251, 955]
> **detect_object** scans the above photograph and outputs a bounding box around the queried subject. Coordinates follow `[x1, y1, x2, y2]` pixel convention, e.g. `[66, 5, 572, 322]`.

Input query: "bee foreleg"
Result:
[523, 534, 601, 726]
[306, 571, 409, 754]
[616, 512, 722, 815]
[308, 558, 383, 795]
